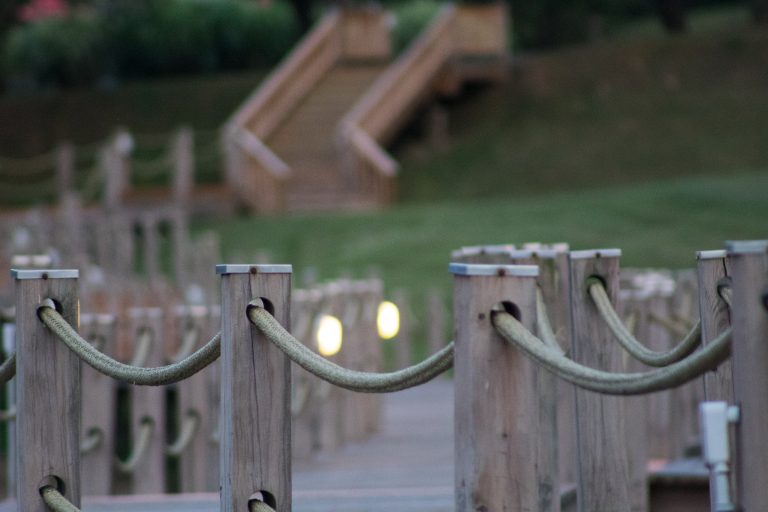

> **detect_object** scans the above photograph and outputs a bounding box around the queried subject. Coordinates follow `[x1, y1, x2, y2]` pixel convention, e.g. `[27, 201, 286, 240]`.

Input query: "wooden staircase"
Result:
[267, 64, 389, 211]
[224, 4, 509, 214]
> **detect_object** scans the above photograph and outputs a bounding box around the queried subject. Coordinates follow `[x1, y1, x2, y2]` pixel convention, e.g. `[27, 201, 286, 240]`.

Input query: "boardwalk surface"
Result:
[0, 380, 455, 512]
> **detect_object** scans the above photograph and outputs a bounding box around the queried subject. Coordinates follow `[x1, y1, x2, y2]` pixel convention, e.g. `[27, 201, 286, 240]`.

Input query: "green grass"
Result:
[200, 171, 768, 295]
[612, 4, 753, 41]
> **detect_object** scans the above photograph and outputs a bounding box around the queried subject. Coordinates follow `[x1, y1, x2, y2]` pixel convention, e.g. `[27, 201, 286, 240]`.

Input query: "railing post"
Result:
[172, 127, 194, 210]
[567, 249, 631, 512]
[55, 142, 75, 204]
[725, 240, 768, 510]
[696, 250, 733, 401]
[452, 263, 558, 511]
[80, 313, 117, 497]
[126, 307, 166, 494]
[218, 264, 292, 512]
[14, 268, 80, 511]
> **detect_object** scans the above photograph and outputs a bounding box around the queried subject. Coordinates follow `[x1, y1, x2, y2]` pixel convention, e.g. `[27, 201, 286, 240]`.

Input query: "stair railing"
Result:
[223, 10, 343, 213]
[338, 4, 457, 206]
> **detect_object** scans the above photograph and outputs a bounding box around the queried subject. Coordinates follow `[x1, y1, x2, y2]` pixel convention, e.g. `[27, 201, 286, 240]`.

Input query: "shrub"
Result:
[391, 0, 441, 54]
[3, 12, 107, 90]
[2, 0, 300, 91]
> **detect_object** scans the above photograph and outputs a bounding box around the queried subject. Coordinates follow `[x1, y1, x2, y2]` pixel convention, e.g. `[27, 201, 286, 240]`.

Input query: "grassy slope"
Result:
[203, 171, 768, 294]
[397, 26, 768, 201]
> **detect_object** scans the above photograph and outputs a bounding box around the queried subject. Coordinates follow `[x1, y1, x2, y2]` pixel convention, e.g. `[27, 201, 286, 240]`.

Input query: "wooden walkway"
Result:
[0, 380, 455, 511]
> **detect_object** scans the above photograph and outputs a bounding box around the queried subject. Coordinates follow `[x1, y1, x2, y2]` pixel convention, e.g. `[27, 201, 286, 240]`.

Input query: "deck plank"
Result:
[1, 380, 455, 512]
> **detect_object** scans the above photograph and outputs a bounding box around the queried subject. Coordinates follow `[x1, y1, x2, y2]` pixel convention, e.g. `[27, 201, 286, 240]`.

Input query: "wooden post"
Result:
[172, 127, 194, 210]
[316, 282, 345, 452]
[568, 249, 631, 512]
[127, 307, 166, 494]
[452, 263, 559, 511]
[725, 240, 768, 511]
[14, 268, 81, 511]
[426, 287, 447, 357]
[218, 264, 292, 512]
[141, 214, 160, 282]
[392, 288, 412, 369]
[172, 209, 190, 287]
[55, 142, 75, 204]
[3, 323, 17, 499]
[696, 250, 733, 401]
[80, 314, 117, 496]
[175, 305, 217, 492]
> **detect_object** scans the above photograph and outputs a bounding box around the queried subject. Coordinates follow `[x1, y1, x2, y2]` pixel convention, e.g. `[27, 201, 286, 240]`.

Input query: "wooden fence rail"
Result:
[2, 238, 767, 511]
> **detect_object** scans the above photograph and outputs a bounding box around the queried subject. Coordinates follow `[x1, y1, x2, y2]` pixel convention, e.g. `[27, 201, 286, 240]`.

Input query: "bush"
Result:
[391, 0, 441, 54]
[3, 13, 107, 90]
[2, 0, 300, 91]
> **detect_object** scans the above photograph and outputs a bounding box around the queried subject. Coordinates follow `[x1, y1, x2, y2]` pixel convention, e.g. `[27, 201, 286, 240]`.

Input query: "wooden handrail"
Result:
[235, 129, 290, 179]
[224, 10, 342, 137]
[346, 125, 397, 177]
[340, 4, 457, 143]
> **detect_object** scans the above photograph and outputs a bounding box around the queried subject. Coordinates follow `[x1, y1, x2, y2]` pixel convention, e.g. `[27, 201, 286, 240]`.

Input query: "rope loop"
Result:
[247, 303, 453, 393]
[38, 303, 220, 386]
[492, 310, 731, 395]
[589, 280, 703, 367]
[40, 486, 79, 512]
[115, 417, 154, 474]
[166, 410, 201, 457]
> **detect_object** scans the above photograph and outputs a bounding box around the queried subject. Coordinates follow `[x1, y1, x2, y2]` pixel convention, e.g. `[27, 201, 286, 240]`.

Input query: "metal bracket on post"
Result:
[700, 401, 740, 512]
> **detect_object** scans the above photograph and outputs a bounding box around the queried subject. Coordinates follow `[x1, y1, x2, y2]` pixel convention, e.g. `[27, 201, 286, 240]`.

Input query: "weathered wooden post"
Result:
[14, 268, 81, 510]
[392, 288, 412, 369]
[80, 313, 117, 496]
[3, 322, 17, 499]
[452, 262, 559, 511]
[567, 249, 631, 512]
[725, 240, 768, 510]
[141, 214, 160, 282]
[172, 127, 194, 210]
[175, 305, 217, 492]
[103, 129, 133, 213]
[125, 307, 166, 494]
[696, 250, 733, 401]
[218, 264, 292, 512]
[55, 142, 75, 204]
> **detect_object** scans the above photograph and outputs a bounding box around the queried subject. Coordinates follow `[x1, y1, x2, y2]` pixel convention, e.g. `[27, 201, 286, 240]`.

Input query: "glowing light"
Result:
[316, 315, 343, 357]
[377, 301, 400, 340]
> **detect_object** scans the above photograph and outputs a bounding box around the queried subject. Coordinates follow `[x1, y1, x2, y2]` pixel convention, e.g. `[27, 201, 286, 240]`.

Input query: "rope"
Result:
[166, 410, 200, 457]
[247, 303, 453, 393]
[80, 428, 103, 455]
[0, 353, 16, 384]
[115, 418, 154, 474]
[130, 327, 154, 367]
[492, 310, 731, 395]
[39, 302, 220, 386]
[536, 289, 566, 355]
[648, 311, 691, 338]
[589, 281, 702, 367]
[0, 406, 16, 422]
[40, 486, 79, 512]
[172, 324, 200, 363]
[291, 380, 311, 416]
[250, 500, 276, 512]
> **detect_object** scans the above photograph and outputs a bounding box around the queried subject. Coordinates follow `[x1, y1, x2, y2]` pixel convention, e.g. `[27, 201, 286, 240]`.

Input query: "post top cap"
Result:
[216, 264, 293, 275]
[11, 269, 78, 280]
[725, 240, 768, 255]
[449, 263, 539, 277]
[697, 250, 727, 260]
[570, 248, 622, 260]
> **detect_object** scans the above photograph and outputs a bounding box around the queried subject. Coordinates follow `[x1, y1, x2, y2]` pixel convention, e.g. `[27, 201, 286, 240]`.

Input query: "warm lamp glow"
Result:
[377, 301, 400, 340]
[316, 315, 343, 357]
